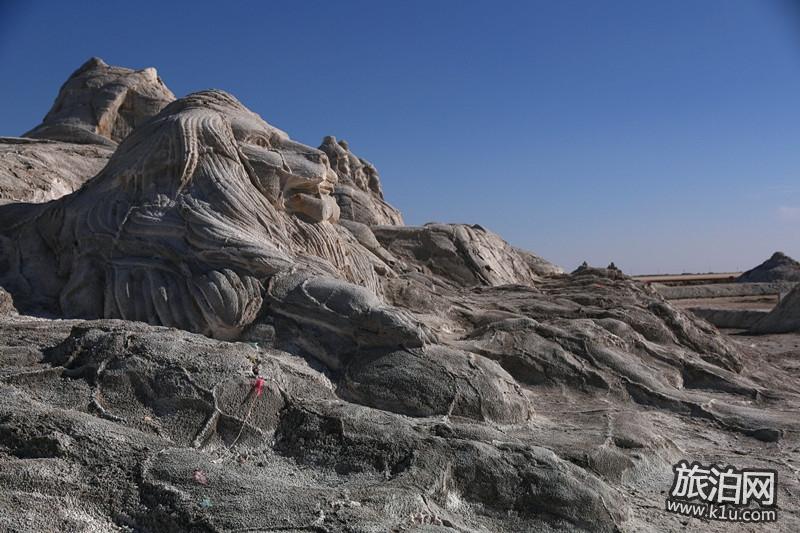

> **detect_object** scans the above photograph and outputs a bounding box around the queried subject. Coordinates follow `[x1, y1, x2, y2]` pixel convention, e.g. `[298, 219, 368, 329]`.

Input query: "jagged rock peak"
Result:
[319, 135, 404, 226]
[570, 261, 626, 279]
[24, 56, 176, 146]
[573, 261, 590, 273]
[320, 135, 384, 197]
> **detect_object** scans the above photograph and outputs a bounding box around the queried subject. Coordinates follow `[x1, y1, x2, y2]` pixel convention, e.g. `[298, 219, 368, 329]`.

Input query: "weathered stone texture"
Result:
[0, 59, 797, 533]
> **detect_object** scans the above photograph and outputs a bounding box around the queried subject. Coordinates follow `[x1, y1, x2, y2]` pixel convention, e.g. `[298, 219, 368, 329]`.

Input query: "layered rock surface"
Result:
[320, 136, 404, 226]
[0, 137, 112, 204]
[1, 57, 174, 204]
[24, 57, 175, 146]
[0, 60, 798, 532]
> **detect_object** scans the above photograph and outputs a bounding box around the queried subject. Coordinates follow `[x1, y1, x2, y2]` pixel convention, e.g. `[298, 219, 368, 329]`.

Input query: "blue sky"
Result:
[1, 0, 799, 274]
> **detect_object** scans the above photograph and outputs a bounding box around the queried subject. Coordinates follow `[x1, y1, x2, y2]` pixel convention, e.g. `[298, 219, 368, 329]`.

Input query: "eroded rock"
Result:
[0, 91, 384, 339]
[374, 223, 562, 288]
[0, 286, 14, 316]
[320, 136, 404, 226]
[24, 57, 175, 146]
[0, 137, 113, 204]
[340, 345, 531, 422]
[750, 284, 800, 333]
[1, 59, 798, 533]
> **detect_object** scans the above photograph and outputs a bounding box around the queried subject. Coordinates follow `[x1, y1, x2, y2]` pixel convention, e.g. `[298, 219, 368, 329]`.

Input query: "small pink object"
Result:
[193, 469, 209, 485]
[253, 376, 266, 398]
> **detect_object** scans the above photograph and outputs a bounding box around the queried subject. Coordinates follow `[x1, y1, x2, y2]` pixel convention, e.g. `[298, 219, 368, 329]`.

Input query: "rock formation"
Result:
[0, 137, 112, 204]
[0, 59, 798, 532]
[749, 284, 800, 334]
[24, 57, 175, 146]
[319, 136, 403, 226]
[0, 287, 14, 316]
[1, 57, 174, 204]
[738, 251, 800, 283]
[373, 223, 563, 287]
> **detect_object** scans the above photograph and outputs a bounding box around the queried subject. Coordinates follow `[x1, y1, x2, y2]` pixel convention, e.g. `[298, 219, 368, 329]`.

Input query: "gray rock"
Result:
[373, 223, 562, 287]
[0, 90, 384, 339]
[1, 313, 797, 531]
[265, 270, 429, 369]
[0, 286, 14, 316]
[340, 344, 531, 422]
[0, 137, 112, 204]
[1, 59, 798, 533]
[738, 251, 800, 283]
[24, 57, 175, 146]
[320, 135, 404, 226]
[750, 284, 800, 333]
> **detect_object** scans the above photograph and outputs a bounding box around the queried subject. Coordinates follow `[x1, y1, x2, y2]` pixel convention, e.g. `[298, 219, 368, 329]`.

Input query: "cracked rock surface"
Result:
[0, 59, 798, 532]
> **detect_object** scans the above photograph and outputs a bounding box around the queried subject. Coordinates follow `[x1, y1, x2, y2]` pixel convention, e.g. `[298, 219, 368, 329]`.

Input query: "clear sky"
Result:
[1, 1, 799, 274]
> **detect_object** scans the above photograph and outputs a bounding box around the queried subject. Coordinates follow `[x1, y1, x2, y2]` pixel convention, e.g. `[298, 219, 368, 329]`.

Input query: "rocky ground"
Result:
[1, 284, 798, 533]
[672, 295, 779, 312]
[656, 253, 800, 335]
[0, 59, 797, 532]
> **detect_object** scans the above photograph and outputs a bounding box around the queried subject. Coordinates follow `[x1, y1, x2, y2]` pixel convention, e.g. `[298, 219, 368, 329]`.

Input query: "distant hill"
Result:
[737, 252, 800, 283]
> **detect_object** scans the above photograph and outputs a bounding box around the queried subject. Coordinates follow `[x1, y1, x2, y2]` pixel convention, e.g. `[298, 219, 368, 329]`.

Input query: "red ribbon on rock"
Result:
[253, 376, 266, 398]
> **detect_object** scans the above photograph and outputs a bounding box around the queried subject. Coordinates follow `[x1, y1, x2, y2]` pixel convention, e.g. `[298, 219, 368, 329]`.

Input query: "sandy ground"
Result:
[730, 331, 800, 372]
[673, 295, 780, 311]
[634, 273, 742, 283]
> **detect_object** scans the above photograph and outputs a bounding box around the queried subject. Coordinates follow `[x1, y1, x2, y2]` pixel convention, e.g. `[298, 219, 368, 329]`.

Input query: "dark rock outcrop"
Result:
[738, 251, 800, 283]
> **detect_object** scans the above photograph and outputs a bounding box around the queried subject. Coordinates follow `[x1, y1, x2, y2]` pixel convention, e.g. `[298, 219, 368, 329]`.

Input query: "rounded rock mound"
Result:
[738, 251, 800, 283]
